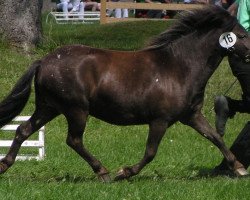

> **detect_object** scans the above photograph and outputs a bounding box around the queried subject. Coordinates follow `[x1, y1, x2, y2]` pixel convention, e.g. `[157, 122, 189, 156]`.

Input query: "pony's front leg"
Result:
[182, 111, 248, 176]
[114, 120, 168, 181]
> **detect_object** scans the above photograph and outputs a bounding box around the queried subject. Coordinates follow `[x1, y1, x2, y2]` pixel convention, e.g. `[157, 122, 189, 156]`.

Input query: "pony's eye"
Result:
[238, 35, 247, 39]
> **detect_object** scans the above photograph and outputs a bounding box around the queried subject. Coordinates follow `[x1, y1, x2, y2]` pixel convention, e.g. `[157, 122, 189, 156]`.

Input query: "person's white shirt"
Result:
[57, 0, 85, 19]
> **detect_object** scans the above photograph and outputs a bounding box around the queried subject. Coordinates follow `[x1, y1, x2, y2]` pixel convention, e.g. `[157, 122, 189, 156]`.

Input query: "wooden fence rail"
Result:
[100, 1, 204, 24]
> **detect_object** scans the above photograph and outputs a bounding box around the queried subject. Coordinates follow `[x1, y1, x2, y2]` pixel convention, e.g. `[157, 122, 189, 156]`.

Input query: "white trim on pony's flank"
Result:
[0, 116, 45, 161]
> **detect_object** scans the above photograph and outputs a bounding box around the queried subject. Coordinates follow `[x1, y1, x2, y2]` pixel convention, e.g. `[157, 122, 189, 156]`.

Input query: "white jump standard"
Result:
[0, 116, 45, 161]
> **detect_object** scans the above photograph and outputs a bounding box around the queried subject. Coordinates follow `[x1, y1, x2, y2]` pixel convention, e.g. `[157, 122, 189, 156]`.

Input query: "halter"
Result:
[220, 29, 250, 63]
[227, 40, 250, 63]
[218, 17, 250, 63]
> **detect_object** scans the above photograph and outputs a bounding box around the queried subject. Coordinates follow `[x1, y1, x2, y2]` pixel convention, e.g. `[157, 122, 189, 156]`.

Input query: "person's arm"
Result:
[227, 2, 238, 16]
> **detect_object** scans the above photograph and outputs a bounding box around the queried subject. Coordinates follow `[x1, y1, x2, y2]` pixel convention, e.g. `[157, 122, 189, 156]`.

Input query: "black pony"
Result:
[0, 6, 250, 181]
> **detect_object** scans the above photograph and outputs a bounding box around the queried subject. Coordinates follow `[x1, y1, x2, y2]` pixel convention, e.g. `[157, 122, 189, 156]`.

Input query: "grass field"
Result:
[0, 19, 250, 200]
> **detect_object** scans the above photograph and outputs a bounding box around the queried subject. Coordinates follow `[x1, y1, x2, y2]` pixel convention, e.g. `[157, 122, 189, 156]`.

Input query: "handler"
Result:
[214, 0, 250, 171]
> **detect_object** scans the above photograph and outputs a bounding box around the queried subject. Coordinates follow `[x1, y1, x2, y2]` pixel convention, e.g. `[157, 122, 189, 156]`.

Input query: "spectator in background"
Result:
[209, 0, 235, 8]
[57, 0, 72, 13]
[135, 0, 148, 18]
[184, 0, 209, 3]
[114, 8, 129, 18]
[57, 0, 85, 19]
[184, 0, 192, 3]
[135, 0, 175, 19]
[209, 0, 222, 6]
[146, 0, 171, 19]
[84, 0, 100, 11]
[146, 0, 162, 19]
[109, 0, 129, 18]
[221, 0, 235, 9]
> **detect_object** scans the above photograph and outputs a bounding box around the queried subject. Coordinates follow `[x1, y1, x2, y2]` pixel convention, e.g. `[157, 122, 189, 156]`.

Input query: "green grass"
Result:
[0, 19, 249, 200]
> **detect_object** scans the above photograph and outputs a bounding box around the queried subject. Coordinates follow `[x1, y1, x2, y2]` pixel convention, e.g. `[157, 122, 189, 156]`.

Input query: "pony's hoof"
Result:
[114, 168, 128, 181]
[234, 168, 249, 177]
[98, 173, 111, 183]
[0, 161, 9, 174]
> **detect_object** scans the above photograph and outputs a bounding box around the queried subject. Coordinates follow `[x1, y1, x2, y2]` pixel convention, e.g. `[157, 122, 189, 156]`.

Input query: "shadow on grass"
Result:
[187, 164, 250, 180]
[2, 165, 249, 184]
[0, 173, 98, 184]
[46, 174, 98, 183]
[123, 166, 250, 183]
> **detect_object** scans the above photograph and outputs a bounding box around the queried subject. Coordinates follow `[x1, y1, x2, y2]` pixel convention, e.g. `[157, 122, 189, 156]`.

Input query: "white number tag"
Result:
[219, 32, 237, 49]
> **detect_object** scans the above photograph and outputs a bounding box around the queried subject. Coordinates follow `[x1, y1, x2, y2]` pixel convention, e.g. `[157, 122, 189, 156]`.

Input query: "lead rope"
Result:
[222, 78, 238, 96]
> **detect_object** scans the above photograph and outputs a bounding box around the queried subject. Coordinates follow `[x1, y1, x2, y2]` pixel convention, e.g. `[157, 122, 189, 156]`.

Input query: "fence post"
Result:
[100, 0, 107, 24]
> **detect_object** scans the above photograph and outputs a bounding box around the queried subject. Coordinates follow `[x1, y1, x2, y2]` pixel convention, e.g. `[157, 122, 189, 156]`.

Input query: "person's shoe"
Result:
[214, 95, 234, 136]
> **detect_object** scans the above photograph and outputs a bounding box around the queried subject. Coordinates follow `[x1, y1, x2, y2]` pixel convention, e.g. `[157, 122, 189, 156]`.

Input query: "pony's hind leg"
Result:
[65, 109, 110, 182]
[0, 106, 58, 174]
[114, 120, 168, 181]
[183, 111, 248, 176]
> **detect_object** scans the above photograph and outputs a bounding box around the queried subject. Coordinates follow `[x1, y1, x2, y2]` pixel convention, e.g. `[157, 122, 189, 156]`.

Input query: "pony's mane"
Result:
[146, 6, 238, 50]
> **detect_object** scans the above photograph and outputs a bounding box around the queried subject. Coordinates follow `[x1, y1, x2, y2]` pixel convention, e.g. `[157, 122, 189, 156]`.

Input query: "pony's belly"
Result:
[89, 106, 148, 126]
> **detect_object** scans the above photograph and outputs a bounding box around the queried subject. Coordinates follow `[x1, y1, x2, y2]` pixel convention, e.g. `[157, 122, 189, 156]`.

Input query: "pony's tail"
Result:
[0, 60, 41, 128]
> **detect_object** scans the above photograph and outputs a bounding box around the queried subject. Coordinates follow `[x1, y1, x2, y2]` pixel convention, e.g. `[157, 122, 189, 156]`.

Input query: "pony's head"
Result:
[147, 6, 250, 63]
[220, 23, 250, 63]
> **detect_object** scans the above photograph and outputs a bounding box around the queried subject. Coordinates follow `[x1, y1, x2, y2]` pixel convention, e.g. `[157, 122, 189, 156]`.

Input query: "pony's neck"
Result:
[170, 31, 224, 73]
[166, 32, 225, 90]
